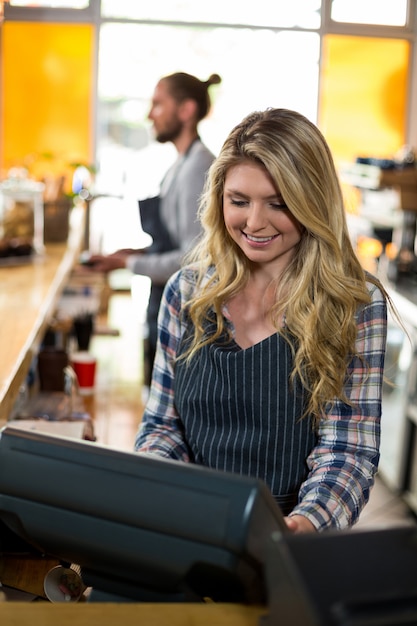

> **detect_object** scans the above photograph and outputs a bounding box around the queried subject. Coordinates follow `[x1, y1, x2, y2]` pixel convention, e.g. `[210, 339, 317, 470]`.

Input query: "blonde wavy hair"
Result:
[183, 108, 382, 422]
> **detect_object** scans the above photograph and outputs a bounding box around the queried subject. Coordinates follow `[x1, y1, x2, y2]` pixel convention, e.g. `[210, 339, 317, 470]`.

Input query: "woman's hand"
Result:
[285, 514, 316, 534]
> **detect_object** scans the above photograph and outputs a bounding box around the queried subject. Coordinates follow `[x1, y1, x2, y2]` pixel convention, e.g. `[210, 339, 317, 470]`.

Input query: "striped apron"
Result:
[174, 322, 317, 515]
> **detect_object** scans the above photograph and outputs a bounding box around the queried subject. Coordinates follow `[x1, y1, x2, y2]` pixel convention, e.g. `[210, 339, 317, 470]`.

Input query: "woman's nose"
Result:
[246, 204, 267, 231]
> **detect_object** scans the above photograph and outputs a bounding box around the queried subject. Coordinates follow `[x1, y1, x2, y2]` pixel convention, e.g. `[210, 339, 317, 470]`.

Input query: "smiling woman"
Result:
[134, 108, 390, 536]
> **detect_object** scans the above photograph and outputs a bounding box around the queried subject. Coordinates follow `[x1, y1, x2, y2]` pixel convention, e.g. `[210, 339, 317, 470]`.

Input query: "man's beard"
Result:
[155, 118, 183, 144]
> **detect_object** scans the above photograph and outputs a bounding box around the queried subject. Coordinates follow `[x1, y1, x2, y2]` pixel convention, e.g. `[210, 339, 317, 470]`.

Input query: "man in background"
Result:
[89, 71, 221, 385]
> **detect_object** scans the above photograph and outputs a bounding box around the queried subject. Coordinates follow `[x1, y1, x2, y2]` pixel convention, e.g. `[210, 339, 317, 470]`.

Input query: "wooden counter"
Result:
[0, 206, 85, 425]
[0, 602, 266, 625]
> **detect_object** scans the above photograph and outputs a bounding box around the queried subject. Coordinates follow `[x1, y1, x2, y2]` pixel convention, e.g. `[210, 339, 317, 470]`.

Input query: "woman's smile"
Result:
[242, 231, 280, 245]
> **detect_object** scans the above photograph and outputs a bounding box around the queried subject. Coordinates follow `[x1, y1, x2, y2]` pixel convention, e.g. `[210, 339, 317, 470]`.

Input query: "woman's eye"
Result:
[271, 202, 289, 210]
[230, 199, 247, 207]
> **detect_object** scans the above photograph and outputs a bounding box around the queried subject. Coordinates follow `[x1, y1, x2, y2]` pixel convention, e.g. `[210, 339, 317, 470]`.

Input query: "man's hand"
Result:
[79, 248, 145, 273]
[80, 252, 126, 273]
[113, 248, 143, 256]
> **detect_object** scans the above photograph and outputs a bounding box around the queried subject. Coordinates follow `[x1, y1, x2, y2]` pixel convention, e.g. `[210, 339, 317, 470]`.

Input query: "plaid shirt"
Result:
[135, 266, 388, 531]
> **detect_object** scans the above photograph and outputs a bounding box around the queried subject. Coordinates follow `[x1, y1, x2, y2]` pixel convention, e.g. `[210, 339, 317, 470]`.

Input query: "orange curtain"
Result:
[1, 21, 94, 190]
[319, 35, 409, 164]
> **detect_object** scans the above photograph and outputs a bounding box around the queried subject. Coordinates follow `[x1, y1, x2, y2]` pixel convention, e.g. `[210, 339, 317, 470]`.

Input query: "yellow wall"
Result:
[319, 35, 409, 164]
[1, 22, 94, 189]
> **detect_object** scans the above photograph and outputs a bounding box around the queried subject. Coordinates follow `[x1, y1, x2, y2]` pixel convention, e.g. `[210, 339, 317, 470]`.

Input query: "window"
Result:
[319, 35, 409, 163]
[1, 22, 94, 188]
[331, 0, 408, 27]
[96, 23, 320, 196]
[100, 0, 321, 28]
[10, 0, 89, 7]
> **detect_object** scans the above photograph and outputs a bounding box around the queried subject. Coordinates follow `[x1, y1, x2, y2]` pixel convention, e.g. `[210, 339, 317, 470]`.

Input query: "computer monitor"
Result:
[262, 525, 417, 626]
[0, 426, 287, 603]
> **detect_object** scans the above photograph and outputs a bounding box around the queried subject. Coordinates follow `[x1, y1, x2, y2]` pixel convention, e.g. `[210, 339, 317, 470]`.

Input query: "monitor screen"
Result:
[0, 426, 287, 603]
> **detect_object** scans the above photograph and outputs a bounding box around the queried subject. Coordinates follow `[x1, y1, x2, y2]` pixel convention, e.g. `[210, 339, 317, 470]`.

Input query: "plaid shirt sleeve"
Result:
[134, 269, 194, 460]
[290, 280, 388, 530]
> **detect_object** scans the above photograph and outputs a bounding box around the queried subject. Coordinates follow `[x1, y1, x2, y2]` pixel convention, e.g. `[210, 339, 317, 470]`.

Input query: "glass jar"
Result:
[0, 170, 45, 262]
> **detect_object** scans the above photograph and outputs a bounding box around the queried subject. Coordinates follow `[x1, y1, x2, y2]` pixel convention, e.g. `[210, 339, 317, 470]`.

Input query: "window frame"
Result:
[323, 0, 416, 35]
[4, 0, 99, 22]
[4, 0, 415, 32]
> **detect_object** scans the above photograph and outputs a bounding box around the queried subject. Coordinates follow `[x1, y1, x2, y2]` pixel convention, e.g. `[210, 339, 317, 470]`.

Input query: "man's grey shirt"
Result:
[127, 139, 215, 285]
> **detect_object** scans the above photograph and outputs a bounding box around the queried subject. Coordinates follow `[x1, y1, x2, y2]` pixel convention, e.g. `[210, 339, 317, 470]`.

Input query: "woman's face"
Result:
[223, 160, 303, 274]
